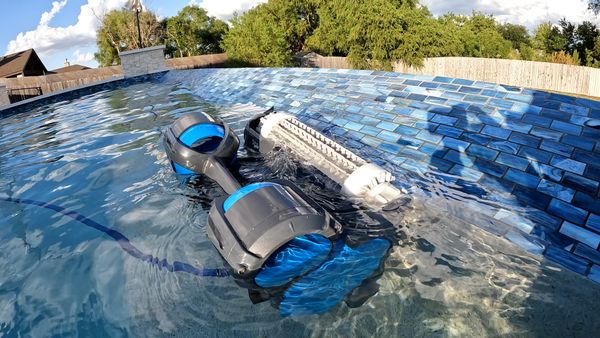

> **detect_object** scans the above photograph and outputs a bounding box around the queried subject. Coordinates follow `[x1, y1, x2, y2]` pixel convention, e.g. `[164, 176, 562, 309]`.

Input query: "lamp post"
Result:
[128, 0, 143, 49]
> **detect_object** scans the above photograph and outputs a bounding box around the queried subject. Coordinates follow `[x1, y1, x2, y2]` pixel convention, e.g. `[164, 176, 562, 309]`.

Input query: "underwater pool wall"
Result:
[170, 68, 600, 284]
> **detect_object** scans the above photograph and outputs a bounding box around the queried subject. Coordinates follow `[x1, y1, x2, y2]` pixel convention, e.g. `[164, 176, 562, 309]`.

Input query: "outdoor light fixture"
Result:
[128, 0, 143, 49]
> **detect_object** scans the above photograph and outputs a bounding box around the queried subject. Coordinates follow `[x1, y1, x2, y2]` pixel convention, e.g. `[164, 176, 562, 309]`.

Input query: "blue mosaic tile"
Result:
[376, 121, 399, 131]
[489, 98, 514, 109]
[474, 158, 507, 177]
[463, 95, 488, 104]
[548, 198, 588, 225]
[466, 144, 499, 161]
[522, 114, 552, 128]
[504, 168, 540, 188]
[573, 192, 600, 215]
[460, 132, 490, 145]
[415, 130, 443, 144]
[419, 142, 445, 155]
[560, 103, 590, 116]
[496, 153, 530, 171]
[395, 125, 421, 137]
[506, 93, 532, 103]
[514, 205, 562, 223]
[589, 265, 600, 283]
[550, 156, 586, 175]
[360, 135, 382, 148]
[498, 109, 524, 119]
[444, 150, 475, 167]
[459, 86, 482, 95]
[452, 78, 474, 86]
[344, 121, 364, 131]
[377, 130, 401, 142]
[587, 214, 600, 232]
[433, 76, 454, 83]
[435, 125, 463, 138]
[502, 120, 532, 133]
[509, 132, 541, 147]
[449, 164, 483, 181]
[540, 139, 574, 157]
[561, 134, 595, 151]
[518, 146, 553, 164]
[575, 97, 600, 110]
[442, 137, 470, 151]
[379, 142, 402, 154]
[430, 114, 458, 126]
[530, 127, 563, 141]
[550, 120, 582, 135]
[562, 172, 600, 195]
[399, 147, 428, 161]
[528, 162, 563, 182]
[537, 179, 575, 202]
[574, 244, 600, 265]
[489, 140, 520, 155]
[409, 109, 429, 120]
[441, 91, 466, 100]
[572, 150, 600, 167]
[560, 221, 600, 248]
[482, 125, 512, 139]
[545, 246, 590, 275]
[540, 108, 571, 122]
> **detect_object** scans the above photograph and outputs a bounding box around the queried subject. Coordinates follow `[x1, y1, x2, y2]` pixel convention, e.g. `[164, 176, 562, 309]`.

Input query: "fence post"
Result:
[0, 83, 10, 107]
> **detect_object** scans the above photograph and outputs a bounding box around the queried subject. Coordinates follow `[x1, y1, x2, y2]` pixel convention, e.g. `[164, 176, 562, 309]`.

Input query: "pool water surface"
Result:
[1, 75, 600, 337]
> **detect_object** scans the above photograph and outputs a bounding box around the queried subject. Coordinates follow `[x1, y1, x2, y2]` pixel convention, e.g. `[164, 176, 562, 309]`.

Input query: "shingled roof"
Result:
[51, 64, 91, 73]
[0, 49, 48, 78]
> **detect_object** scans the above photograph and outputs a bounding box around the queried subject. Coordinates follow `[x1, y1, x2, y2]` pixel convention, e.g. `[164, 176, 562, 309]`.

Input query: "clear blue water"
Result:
[1, 77, 600, 337]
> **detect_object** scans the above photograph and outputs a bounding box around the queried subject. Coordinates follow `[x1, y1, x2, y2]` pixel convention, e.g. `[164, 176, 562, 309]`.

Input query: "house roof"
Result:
[51, 64, 91, 73]
[0, 49, 48, 78]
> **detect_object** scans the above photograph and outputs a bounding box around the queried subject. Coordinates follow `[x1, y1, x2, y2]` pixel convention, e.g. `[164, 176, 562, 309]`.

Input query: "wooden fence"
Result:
[0, 66, 122, 96]
[165, 53, 228, 69]
[0, 53, 230, 103]
[302, 54, 600, 97]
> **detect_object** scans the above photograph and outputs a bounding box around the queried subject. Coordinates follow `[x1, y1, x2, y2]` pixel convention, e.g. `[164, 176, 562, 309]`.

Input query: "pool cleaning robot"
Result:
[163, 107, 394, 315]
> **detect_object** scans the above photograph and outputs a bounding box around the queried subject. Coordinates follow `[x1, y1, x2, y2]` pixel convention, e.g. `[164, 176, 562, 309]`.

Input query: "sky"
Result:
[1, 0, 599, 70]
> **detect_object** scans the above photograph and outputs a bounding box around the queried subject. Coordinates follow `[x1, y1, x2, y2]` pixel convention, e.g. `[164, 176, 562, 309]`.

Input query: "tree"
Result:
[532, 22, 566, 54]
[497, 23, 530, 50]
[439, 12, 512, 59]
[222, 0, 319, 66]
[95, 9, 163, 67]
[574, 21, 599, 59]
[164, 5, 228, 58]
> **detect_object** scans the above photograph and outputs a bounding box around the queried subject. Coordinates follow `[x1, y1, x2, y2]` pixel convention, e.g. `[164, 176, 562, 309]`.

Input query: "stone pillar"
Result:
[0, 83, 10, 107]
[119, 45, 167, 78]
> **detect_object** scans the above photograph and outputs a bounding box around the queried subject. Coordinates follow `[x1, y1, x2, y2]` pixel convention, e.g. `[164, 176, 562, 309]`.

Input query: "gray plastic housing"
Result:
[207, 180, 341, 277]
[163, 112, 241, 194]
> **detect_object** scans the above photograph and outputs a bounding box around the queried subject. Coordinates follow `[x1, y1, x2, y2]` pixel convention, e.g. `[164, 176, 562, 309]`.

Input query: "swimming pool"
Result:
[1, 72, 600, 336]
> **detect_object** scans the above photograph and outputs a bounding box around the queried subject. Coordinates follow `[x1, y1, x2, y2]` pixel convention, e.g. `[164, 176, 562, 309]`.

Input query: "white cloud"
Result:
[39, 0, 68, 27]
[72, 49, 95, 64]
[5, 0, 129, 57]
[421, 0, 600, 30]
[199, 0, 266, 20]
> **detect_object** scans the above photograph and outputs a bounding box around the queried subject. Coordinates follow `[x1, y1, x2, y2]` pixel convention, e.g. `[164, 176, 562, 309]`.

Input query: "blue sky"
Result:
[1, 1, 599, 70]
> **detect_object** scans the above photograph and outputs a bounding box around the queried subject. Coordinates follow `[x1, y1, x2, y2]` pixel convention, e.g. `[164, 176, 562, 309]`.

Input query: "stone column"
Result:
[0, 83, 10, 107]
[119, 45, 167, 78]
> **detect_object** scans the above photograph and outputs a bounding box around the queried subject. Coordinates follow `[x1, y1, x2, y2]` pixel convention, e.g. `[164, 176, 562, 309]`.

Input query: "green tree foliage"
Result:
[95, 9, 163, 67]
[222, 0, 319, 66]
[439, 13, 512, 59]
[532, 22, 566, 54]
[164, 5, 228, 58]
[308, 0, 419, 69]
[497, 23, 531, 50]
